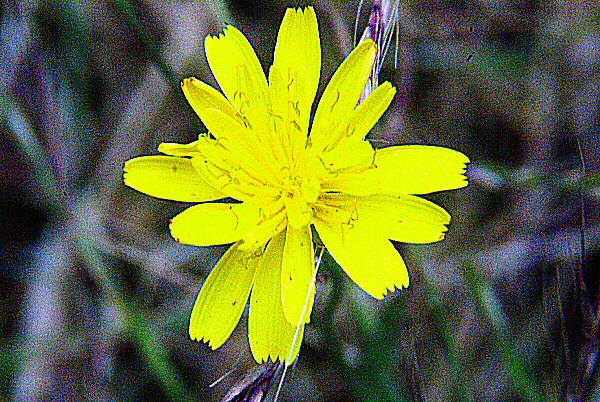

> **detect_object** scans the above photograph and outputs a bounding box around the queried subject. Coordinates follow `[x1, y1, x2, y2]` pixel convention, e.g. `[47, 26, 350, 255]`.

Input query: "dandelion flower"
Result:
[123, 7, 469, 365]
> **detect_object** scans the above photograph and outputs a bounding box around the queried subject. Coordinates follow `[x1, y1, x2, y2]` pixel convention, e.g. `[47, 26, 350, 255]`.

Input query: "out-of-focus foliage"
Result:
[1, 1, 600, 400]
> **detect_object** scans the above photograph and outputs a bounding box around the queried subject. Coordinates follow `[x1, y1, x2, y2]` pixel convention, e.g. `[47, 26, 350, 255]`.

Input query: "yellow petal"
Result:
[223, 63, 285, 181]
[189, 243, 260, 349]
[314, 214, 409, 299]
[270, 6, 320, 153]
[205, 25, 269, 111]
[320, 193, 450, 244]
[157, 140, 201, 157]
[170, 202, 260, 246]
[322, 146, 469, 196]
[267, 66, 295, 167]
[374, 145, 470, 194]
[181, 77, 241, 123]
[268, 66, 310, 163]
[197, 107, 278, 183]
[233, 64, 271, 137]
[249, 232, 305, 366]
[321, 170, 377, 196]
[239, 205, 287, 252]
[190, 156, 252, 202]
[325, 81, 396, 152]
[199, 107, 256, 159]
[123, 155, 223, 202]
[281, 226, 315, 325]
[358, 195, 450, 243]
[273, 7, 320, 106]
[321, 140, 375, 172]
[310, 40, 377, 153]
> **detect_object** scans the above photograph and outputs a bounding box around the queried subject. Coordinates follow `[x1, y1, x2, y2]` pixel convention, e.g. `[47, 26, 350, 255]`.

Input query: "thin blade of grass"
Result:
[464, 263, 543, 401]
[0, 91, 66, 214]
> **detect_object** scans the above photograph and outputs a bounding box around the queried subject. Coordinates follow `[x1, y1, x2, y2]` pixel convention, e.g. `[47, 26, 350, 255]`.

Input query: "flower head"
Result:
[123, 7, 469, 365]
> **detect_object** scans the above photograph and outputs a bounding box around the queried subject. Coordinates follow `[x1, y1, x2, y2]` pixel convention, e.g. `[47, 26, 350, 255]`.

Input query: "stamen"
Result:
[289, 100, 301, 116]
[330, 89, 341, 113]
[241, 115, 253, 130]
[258, 207, 266, 224]
[345, 122, 357, 138]
[290, 120, 301, 132]
[229, 205, 240, 231]
[370, 147, 378, 168]
[267, 108, 284, 121]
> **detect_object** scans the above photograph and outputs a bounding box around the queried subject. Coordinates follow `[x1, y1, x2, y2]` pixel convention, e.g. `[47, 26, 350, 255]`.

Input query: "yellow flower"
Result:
[123, 7, 468, 365]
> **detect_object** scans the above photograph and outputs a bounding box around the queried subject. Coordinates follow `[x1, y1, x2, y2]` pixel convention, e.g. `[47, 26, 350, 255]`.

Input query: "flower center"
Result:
[281, 175, 320, 203]
[279, 172, 320, 229]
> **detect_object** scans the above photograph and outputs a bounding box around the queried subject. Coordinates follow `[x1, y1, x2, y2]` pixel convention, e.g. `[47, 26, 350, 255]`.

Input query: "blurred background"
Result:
[1, 1, 600, 400]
